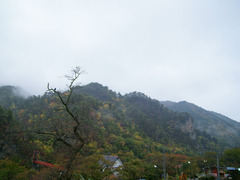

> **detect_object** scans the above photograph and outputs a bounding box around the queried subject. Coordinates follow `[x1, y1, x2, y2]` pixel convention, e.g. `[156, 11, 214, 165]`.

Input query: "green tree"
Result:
[120, 158, 144, 180]
[0, 159, 28, 180]
[74, 155, 112, 180]
[0, 105, 13, 128]
[203, 151, 217, 167]
[223, 148, 240, 167]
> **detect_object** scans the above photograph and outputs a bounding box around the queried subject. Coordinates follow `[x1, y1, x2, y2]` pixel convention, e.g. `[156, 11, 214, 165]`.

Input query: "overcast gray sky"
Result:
[0, 0, 240, 121]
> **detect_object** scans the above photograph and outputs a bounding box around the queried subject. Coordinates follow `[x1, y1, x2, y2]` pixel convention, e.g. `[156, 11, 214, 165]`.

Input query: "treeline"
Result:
[0, 83, 239, 179]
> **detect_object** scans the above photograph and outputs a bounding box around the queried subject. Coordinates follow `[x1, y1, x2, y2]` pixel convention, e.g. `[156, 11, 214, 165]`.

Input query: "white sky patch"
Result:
[0, 0, 240, 121]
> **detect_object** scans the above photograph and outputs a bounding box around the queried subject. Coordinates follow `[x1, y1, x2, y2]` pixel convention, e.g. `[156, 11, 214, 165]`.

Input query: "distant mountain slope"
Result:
[121, 92, 219, 154]
[74, 82, 117, 102]
[160, 101, 240, 148]
[74, 84, 220, 154]
[0, 85, 29, 109]
[0, 84, 221, 156]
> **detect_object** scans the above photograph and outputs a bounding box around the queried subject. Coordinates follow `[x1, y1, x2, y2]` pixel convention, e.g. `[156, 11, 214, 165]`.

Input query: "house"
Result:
[203, 166, 230, 179]
[100, 155, 123, 177]
[102, 155, 123, 168]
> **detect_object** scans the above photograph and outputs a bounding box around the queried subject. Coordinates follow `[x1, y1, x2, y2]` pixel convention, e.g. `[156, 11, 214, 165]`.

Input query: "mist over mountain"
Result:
[0, 85, 31, 108]
[160, 100, 240, 148]
[0, 85, 30, 98]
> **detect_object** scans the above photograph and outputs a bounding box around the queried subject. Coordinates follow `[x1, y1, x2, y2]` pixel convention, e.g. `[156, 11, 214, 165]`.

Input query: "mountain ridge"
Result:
[1, 83, 240, 179]
[160, 100, 240, 148]
[0, 83, 237, 155]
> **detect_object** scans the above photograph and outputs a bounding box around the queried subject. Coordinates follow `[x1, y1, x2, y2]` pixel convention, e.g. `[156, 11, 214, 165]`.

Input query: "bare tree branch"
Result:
[36, 131, 73, 148]
[45, 67, 86, 179]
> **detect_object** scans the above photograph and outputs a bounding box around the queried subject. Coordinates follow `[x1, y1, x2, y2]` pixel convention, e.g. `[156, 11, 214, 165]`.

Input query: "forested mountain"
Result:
[160, 101, 240, 148]
[75, 83, 220, 153]
[0, 84, 219, 155]
[0, 83, 238, 179]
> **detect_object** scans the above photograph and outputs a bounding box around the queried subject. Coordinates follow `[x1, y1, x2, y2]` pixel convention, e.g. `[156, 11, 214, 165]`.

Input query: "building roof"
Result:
[99, 155, 122, 168]
[103, 155, 119, 163]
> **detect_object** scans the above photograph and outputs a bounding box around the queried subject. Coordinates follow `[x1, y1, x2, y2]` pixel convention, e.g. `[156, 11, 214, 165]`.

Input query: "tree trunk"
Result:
[60, 142, 84, 180]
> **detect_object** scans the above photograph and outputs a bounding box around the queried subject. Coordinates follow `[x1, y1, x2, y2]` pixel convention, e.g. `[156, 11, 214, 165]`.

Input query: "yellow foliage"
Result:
[134, 134, 142, 141]
[33, 140, 53, 154]
[96, 112, 101, 120]
[40, 114, 45, 119]
[18, 109, 25, 117]
[34, 140, 42, 145]
[11, 103, 16, 109]
[117, 123, 125, 132]
[120, 141, 125, 146]
[103, 104, 109, 109]
[34, 140, 44, 150]
[43, 145, 54, 153]
[121, 104, 126, 113]
[49, 101, 55, 107]
[88, 141, 98, 149]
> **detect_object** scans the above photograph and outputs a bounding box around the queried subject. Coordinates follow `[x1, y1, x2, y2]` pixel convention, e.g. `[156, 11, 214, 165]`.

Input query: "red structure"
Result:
[32, 151, 64, 170]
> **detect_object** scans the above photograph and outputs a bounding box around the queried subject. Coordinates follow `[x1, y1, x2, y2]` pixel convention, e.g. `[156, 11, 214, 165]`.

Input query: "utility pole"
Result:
[163, 150, 166, 180]
[217, 153, 220, 180]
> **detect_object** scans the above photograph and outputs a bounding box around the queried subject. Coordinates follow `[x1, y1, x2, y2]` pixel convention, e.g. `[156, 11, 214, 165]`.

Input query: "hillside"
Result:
[72, 83, 220, 154]
[160, 101, 240, 148]
[2, 83, 240, 179]
[0, 84, 220, 157]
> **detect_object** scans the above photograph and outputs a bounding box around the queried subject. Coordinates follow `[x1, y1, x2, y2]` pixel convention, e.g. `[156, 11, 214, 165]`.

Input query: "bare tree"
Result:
[41, 67, 87, 179]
